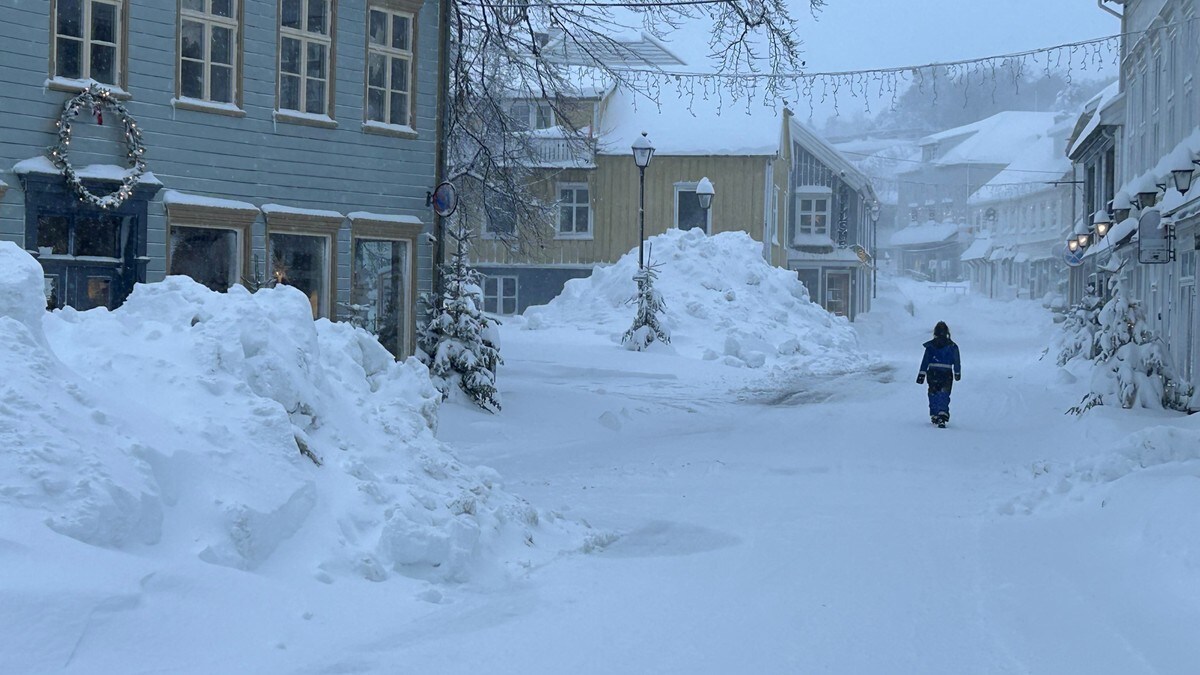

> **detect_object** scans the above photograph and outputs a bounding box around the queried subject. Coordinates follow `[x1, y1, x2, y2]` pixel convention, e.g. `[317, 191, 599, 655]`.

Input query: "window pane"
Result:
[484, 277, 497, 295]
[90, 44, 117, 85]
[305, 79, 326, 114]
[815, 199, 827, 211]
[180, 60, 204, 98]
[390, 56, 408, 91]
[367, 52, 386, 88]
[57, 0, 83, 37]
[211, 0, 233, 18]
[56, 38, 82, 78]
[502, 297, 516, 315]
[280, 74, 300, 110]
[270, 232, 328, 318]
[351, 239, 408, 356]
[91, 2, 116, 43]
[211, 25, 232, 65]
[559, 206, 572, 232]
[44, 276, 63, 310]
[559, 188, 572, 202]
[170, 226, 238, 292]
[391, 15, 409, 50]
[37, 216, 70, 254]
[182, 0, 204, 11]
[536, 104, 552, 129]
[181, 20, 204, 60]
[306, 0, 327, 34]
[388, 92, 407, 125]
[677, 190, 705, 231]
[368, 10, 387, 46]
[577, 188, 588, 202]
[280, 37, 301, 74]
[210, 64, 233, 102]
[83, 277, 113, 311]
[281, 0, 302, 29]
[801, 199, 811, 211]
[74, 215, 121, 257]
[510, 102, 530, 130]
[306, 42, 326, 78]
[366, 87, 385, 121]
[575, 206, 588, 231]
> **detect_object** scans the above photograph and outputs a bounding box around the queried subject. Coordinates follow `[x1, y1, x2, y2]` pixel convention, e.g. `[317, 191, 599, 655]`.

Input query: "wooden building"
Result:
[0, 0, 444, 356]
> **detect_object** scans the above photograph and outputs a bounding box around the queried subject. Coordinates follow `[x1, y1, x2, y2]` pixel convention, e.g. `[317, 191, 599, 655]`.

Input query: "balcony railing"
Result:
[527, 134, 596, 168]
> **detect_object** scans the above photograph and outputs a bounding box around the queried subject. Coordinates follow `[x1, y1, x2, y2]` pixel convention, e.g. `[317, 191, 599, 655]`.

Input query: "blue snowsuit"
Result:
[918, 336, 961, 422]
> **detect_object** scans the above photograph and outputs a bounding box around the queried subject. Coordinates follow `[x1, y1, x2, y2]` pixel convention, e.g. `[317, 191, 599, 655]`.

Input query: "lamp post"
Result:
[632, 132, 655, 268]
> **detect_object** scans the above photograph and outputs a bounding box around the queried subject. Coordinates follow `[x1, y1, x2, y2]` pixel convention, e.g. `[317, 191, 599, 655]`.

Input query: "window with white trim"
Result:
[366, 6, 413, 127]
[278, 0, 334, 116]
[483, 275, 518, 315]
[556, 183, 591, 237]
[510, 100, 554, 130]
[179, 0, 239, 104]
[53, 0, 123, 85]
[795, 193, 830, 237]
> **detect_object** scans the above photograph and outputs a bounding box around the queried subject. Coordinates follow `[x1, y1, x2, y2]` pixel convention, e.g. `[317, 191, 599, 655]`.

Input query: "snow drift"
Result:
[523, 228, 869, 373]
[0, 241, 577, 583]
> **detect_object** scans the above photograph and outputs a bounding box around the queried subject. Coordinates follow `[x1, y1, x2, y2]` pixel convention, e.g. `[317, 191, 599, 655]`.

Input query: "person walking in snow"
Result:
[916, 321, 961, 428]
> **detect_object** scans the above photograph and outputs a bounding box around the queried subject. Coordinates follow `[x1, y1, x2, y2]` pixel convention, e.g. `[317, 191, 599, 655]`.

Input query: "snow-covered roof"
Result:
[261, 203, 344, 219]
[1084, 216, 1137, 258]
[347, 211, 424, 225]
[595, 86, 785, 157]
[13, 156, 162, 185]
[542, 30, 686, 68]
[1117, 126, 1200, 212]
[912, 111, 1062, 168]
[968, 133, 1072, 203]
[960, 237, 992, 261]
[889, 220, 960, 247]
[1069, 81, 1120, 159]
[163, 190, 257, 212]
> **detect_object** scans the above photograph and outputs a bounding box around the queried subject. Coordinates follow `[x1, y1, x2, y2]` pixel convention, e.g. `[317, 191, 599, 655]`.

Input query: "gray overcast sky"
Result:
[793, 0, 1121, 73]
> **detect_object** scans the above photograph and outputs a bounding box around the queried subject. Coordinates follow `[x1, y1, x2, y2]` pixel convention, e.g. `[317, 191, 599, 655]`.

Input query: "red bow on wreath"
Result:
[92, 104, 103, 126]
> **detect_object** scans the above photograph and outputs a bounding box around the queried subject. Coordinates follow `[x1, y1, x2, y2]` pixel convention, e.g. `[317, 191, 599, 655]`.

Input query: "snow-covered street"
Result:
[3, 233, 1200, 674]
[416, 277, 1200, 675]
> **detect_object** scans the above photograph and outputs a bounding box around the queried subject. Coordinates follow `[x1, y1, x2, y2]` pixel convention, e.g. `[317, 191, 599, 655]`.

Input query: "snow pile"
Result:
[0, 242, 576, 583]
[523, 228, 867, 372]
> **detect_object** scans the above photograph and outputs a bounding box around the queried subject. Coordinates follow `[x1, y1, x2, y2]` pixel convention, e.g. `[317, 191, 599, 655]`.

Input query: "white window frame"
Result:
[277, 0, 334, 117]
[52, 0, 124, 86]
[510, 100, 555, 130]
[555, 182, 592, 239]
[365, 5, 414, 129]
[673, 182, 712, 234]
[179, 0, 240, 105]
[794, 188, 832, 239]
[483, 275, 518, 315]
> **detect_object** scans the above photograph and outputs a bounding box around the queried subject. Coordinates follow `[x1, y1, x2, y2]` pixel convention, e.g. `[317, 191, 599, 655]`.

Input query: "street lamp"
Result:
[1172, 153, 1199, 194]
[632, 131, 655, 268]
[1112, 191, 1133, 222]
[696, 176, 715, 211]
[1093, 209, 1111, 238]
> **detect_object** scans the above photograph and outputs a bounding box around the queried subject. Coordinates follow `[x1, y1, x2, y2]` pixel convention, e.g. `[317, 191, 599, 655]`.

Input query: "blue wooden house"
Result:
[0, 0, 444, 356]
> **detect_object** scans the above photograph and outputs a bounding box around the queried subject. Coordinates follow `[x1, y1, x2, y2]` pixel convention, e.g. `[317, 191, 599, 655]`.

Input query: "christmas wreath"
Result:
[48, 83, 148, 210]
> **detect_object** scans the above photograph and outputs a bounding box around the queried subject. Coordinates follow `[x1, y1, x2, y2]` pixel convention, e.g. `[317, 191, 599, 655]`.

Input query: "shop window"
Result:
[351, 238, 410, 355]
[169, 226, 241, 292]
[270, 232, 331, 318]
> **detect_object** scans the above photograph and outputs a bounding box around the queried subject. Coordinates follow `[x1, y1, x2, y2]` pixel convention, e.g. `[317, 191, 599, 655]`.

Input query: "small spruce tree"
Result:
[417, 225, 502, 412]
[622, 258, 670, 351]
[1069, 275, 1189, 413]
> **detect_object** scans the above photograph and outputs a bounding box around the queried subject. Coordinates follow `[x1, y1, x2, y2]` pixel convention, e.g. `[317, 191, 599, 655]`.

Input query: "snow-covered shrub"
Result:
[417, 226, 502, 412]
[1069, 276, 1191, 413]
[1055, 290, 1102, 365]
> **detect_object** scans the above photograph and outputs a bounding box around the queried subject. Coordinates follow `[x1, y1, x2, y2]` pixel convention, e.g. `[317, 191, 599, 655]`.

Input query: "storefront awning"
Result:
[960, 237, 992, 261]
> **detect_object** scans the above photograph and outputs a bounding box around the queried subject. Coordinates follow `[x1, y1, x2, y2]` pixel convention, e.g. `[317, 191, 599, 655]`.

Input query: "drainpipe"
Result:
[1097, 0, 1121, 19]
[432, 0, 452, 304]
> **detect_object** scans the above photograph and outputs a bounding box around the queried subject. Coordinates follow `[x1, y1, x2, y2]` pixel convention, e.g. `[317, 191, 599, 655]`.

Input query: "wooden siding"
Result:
[0, 0, 441, 305]
[470, 154, 772, 266]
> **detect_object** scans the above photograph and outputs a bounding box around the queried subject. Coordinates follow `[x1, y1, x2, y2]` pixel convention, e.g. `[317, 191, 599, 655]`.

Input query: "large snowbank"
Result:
[523, 228, 868, 373]
[0, 242, 578, 584]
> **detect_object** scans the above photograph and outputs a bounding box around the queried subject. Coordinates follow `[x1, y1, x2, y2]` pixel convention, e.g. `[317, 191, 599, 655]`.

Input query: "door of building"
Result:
[35, 211, 134, 310]
[825, 270, 850, 316]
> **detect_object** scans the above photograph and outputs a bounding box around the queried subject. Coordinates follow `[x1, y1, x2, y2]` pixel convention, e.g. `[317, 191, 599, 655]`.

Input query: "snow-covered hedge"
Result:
[0, 242, 578, 583]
